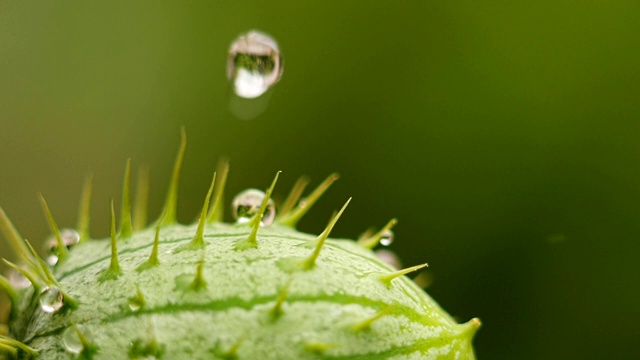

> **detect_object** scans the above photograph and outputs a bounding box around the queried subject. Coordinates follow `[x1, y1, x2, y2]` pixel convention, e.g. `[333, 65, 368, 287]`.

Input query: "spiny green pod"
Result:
[0, 130, 480, 359]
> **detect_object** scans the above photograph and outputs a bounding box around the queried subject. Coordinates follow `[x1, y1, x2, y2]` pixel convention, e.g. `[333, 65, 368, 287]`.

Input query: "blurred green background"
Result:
[1, 1, 639, 358]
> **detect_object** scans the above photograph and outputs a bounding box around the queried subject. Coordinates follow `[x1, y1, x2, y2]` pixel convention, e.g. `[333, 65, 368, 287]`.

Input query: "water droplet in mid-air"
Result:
[380, 229, 394, 246]
[39, 287, 64, 313]
[232, 189, 276, 226]
[227, 30, 283, 99]
[45, 229, 81, 266]
[375, 249, 403, 270]
[63, 325, 93, 354]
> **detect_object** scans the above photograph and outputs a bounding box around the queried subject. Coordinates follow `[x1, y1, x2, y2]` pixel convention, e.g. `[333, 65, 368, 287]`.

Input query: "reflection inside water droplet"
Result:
[45, 229, 80, 266]
[63, 325, 93, 354]
[39, 287, 64, 313]
[227, 30, 283, 99]
[379, 229, 394, 246]
[375, 249, 402, 270]
[232, 189, 276, 226]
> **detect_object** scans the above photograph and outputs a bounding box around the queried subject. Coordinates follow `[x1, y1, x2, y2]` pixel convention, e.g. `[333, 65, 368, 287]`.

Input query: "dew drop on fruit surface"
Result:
[227, 30, 283, 99]
[39, 287, 64, 313]
[7, 268, 31, 289]
[63, 325, 93, 354]
[375, 249, 403, 269]
[380, 229, 394, 246]
[45, 228, 80, 266]
[232, 189, 276, 226]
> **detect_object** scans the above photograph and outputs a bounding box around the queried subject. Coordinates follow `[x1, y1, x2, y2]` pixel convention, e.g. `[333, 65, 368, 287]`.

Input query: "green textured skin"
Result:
[7, 219, 478, 359]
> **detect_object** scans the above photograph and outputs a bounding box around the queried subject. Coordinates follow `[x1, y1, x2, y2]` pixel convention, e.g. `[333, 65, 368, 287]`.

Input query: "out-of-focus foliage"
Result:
[1, 1, 639, 359]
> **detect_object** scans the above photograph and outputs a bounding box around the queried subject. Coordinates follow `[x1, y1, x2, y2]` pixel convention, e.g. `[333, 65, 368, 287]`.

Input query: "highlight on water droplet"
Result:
[45, 228, 80, 266]
[63, 325, 93, 354]
[39, 286, 64, 313]
[232, 189, 276, 226]
[227, 30, 283, 99]
[380, 229, 394, 246]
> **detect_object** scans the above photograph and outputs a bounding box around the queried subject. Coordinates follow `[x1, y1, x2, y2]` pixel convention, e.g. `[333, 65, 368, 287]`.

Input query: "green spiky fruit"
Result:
[0, 131, 480, 359]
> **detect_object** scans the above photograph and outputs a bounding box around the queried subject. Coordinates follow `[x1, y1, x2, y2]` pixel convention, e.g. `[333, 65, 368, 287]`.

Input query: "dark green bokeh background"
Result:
[1, 1, 639, 359]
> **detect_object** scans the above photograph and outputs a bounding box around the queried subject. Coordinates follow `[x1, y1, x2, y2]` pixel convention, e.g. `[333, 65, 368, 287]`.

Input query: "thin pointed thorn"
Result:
[76, 175, 93, 242]
[278, 175, 310, 218]
[378, 263, 429, 288]
[0, 342, 17, 357]
[359, 218, 398, 249]
[223, 337, 244, 359]
[24, 240, 58, 286]
[0, 207, 31, 265]
[99, 201, 122, 281]
[302, 197, 352, 270]
[119, 158, 133, 239]
[38, 193, 69, 262]
[279, 173, 339, 228]
[0, 336, 38, 357]
[0, 274, 18, 320]
[136, 216, 163, 272]
[207, 158, 229, 223]
[270, 278, 292, 319]
[175, 172, 216, 253]
[236, 171, 281, 251]
[73, 323, 98, 357]
[128, 285, 147, 310]
[160, 127, 187, 226]
[190, 254, 207, 291]
[2, 259, 42, 292]
[133, 166, 150, 231]
[351, 306, 394, 332]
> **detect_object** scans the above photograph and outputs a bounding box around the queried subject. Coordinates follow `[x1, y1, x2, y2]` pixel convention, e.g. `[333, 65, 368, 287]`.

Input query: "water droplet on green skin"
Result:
[63, 325, 93, 354]
[45, 229, 80, 266]
[39, 287, 64, 313]
[379, 229, 394, 246]
[232, 189, 276, 226]
[227, 30, 283, 99]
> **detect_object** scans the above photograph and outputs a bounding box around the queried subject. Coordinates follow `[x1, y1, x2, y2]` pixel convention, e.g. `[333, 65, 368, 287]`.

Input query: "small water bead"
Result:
[232, 189, 276, 226]
[380, 229, 394, 246]
[227, 30, 283, 99]
[45, 228, 80, 266]
[63, 325, 93, 354]
[39, 286, 64, 313]
[375, 249, 403, 270]
[7, 268, 31, 289]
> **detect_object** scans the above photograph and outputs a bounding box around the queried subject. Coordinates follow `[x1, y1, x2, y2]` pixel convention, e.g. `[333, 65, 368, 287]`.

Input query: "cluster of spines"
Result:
[0, 128, 467, 359]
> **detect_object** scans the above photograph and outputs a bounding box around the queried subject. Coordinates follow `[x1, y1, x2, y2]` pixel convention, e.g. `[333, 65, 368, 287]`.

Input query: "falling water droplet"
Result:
[7, 268, 31, 289]
[45, 229, 81, 266]
[375, 249, 403, 270]
[379, 229, 394, 246]
[227, 30, 283, 99]
[39, 287, 64, 313]
[232, 189, 276, 226]
[63, 325, 93, 354]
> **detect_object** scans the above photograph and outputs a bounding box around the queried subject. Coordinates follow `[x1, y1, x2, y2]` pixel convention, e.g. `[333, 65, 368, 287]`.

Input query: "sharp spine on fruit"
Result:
[0, 275, 18, 319]
[119, 158, 133, 239]
[278, 175, 310, 217]
[351, 306, 394, 332]
[38, 193, 69, 263]
[72, 323, 99, 358]
[2, 260, 42, 292]
[24, 240, 59, 286]
[359, 218, 398, 249]
[270, 278, 292, 319]
[136, 216, 163, 272]
[174, 172, 216, 252]
[221, 337, 244, 359]
[189, 253, 207, 291]
[0, 335, 38, 357]
[301, 197, 351, 270]
[278, 173, 339, 228]
[77, 175, 93, 242]
[159, 127, 187, 227]
[128, 285, 147, 311]
[99, 201, 122, 281]
[207, 158, 230, 223]
[235, 171, 281, 251]
[0, 207, 31, 266]
[378, 263, 429, 288]
[133, 166, 150, 231]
